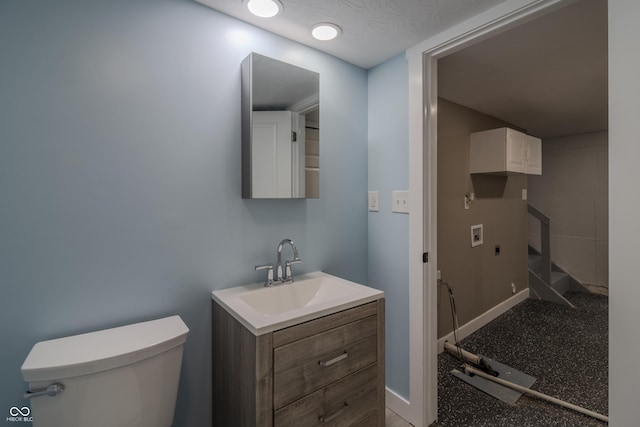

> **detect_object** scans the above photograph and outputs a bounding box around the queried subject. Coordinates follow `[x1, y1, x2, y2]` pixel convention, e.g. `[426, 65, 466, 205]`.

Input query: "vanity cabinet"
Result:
[212, 299, 385, 426]
[470, 127, 542, 175]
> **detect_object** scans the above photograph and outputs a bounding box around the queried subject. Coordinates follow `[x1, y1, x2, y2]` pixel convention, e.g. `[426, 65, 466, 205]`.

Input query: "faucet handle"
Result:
[284, 258, 301, 281]
[255, 264, 275, 287]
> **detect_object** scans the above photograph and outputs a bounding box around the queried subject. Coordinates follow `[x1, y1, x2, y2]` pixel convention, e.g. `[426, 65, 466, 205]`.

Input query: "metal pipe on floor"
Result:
[444, 341, 482, 365]
[463, 364, 609, 423]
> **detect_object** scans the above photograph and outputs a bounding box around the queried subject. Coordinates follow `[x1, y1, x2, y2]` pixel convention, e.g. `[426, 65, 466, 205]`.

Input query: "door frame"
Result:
[404, 0, 573, 425]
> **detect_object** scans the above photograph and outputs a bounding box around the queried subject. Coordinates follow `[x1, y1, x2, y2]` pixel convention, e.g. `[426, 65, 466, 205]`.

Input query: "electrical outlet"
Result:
[511, 282, 517, 294]
[392, 191, 409, 214]
[368, 191, 379, 212]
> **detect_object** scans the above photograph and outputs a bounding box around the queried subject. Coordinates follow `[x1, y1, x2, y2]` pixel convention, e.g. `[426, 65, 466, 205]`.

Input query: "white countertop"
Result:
[211, 271, 384, 335]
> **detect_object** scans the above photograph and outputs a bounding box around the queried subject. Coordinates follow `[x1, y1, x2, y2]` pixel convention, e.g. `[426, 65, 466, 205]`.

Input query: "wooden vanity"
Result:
[212, 298, 385, 426]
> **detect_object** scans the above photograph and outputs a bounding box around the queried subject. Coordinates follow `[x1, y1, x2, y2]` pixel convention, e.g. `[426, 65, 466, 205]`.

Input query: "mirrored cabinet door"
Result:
[241, 53, 320, 199]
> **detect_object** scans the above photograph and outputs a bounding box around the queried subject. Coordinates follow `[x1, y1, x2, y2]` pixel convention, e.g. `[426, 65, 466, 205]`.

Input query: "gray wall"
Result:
[367, 53, 410, 400]
[528, 131, 608, 293]
[0, 1, 369, 425]
[437, 99, 528, 337]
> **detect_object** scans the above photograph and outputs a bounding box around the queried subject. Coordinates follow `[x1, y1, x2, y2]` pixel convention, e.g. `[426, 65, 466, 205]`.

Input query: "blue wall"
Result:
[0, 0, 368, 425]
[367, 53, 410, 399]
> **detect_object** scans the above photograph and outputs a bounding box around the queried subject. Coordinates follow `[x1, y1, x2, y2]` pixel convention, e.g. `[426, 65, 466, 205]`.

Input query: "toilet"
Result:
[21, 315, 189, 427]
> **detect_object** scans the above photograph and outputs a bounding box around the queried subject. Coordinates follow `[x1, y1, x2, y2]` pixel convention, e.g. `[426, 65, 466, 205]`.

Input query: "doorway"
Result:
[435, 0, 607, 354]
[405, 0, 607, 425]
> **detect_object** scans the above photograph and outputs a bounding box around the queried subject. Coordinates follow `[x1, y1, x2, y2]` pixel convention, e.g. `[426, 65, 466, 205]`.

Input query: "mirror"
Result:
[242, 53, 320, 199]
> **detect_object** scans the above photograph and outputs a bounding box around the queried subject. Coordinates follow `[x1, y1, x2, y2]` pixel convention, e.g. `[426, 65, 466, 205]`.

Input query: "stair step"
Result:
[526, 243, 589, 307]
[551, 271, 571, 294]
[528, 270, 575, 308]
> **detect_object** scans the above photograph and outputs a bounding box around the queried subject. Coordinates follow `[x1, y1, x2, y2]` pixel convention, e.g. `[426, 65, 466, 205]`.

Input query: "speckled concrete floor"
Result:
[434, 292, 608, 427]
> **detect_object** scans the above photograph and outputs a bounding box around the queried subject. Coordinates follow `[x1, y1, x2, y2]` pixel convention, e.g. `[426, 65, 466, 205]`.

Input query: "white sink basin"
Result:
[239, 276, 360, 315]
[212, 271, 383, 335]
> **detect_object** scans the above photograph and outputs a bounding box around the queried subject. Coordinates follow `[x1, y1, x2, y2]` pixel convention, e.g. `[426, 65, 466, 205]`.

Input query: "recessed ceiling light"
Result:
[311, 23, 342, 41]
[246, 0, 282, 18]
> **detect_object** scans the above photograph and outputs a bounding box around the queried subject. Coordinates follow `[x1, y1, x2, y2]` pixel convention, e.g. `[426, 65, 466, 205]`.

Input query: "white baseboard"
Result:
[386, 387, 411, 423]
[437, 288, 530, 353]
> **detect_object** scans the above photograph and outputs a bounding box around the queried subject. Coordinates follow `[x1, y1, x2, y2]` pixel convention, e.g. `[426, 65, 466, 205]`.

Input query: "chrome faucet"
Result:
[276, 238, 301, 283]
[255, 238, 302, 287]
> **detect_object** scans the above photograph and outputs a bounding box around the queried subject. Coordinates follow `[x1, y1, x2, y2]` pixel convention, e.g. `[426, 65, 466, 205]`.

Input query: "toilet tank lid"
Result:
[21, 315, 189, 383]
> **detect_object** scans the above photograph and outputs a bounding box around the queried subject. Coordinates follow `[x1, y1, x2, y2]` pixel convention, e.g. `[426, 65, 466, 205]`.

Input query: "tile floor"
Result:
[385, 407, 411, 427]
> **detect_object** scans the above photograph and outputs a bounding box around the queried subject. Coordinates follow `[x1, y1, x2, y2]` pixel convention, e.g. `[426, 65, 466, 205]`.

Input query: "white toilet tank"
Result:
[21, 315, 189, 427]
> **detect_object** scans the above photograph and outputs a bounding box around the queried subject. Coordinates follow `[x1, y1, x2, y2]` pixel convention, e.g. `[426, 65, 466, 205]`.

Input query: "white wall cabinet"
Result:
[470, 127, 542, 175]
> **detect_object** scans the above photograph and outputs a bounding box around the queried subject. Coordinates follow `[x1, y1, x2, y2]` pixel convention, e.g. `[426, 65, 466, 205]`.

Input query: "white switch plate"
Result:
[392, 191, 409, 214]
[522, 189, 528, 200]
[368, 191, 379, 212]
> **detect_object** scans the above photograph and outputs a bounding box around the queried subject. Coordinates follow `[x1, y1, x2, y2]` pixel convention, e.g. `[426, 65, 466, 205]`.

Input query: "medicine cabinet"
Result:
[241, 53, 320, 199]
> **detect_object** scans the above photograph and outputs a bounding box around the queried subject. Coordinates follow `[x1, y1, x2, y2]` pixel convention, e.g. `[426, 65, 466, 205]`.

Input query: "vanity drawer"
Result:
[273, 315, 377, 409]
[274, 364, 378, 427]
[272, 302, 378, 347]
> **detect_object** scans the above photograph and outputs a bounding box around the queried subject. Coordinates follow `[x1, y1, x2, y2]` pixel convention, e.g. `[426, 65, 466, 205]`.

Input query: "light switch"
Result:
[368, 191, 379, 212]
[392, 191, 409, 214]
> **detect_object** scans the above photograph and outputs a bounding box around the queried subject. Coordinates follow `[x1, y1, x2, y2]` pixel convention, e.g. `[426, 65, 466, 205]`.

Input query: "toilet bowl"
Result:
[21, 315, 189, 427]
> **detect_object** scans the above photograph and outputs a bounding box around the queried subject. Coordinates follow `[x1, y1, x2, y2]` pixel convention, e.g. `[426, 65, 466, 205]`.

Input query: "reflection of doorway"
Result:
[404, 0, 608, 425]
[252, 108, 320, 199]
[252, 110, 298, 198]
[304, 108, 320, 198]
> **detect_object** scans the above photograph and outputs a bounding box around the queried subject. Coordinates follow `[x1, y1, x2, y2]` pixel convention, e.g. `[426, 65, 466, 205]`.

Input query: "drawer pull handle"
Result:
[319, 402, 349, 423]
[319, 352, 348, 367]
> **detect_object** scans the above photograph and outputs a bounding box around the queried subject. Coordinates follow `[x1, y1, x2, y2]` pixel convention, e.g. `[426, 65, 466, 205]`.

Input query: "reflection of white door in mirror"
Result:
[252, 111, 305, 198]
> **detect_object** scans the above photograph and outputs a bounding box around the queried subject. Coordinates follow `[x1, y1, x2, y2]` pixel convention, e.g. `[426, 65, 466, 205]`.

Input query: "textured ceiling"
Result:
[195, 0, 507, 69]
[195, 0, 607, 138]
[438, 0, 608, 138]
